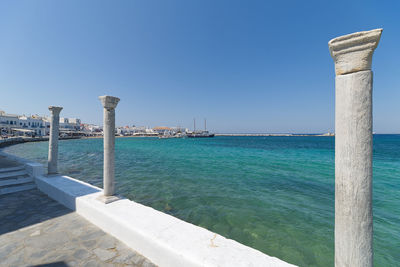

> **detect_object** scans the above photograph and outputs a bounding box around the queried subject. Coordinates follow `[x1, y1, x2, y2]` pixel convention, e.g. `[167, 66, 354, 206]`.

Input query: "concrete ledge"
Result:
[25, 163, 45, 177]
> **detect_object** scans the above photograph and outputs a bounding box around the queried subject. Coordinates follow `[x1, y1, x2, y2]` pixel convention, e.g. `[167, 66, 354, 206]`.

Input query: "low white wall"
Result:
[2, 151, 296, 267]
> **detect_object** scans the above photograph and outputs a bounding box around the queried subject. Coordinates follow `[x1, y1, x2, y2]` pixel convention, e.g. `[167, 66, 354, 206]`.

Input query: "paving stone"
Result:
[97, 235, 116, 249]
[25, 231, 70, 250]
[41, 250, 72, 263]
[79, 229, 105, 241]
[0, 231, 25, 243]
[66, 260, 78, 267]
[2, 251, 26, 267]
[73, 248, 91, 260]
[113, 249, 137, 264]
[83, 259, 100, 267]
[70, 227, 86, 237]
[93, 248, 117, 261]
[131, 252, 146, 265]
[62, 242, 79, 252]
[84, 259, 114, 267]
[141, 260, 158, 267]
[26, 247, 50, 260]
[115, 241, 130, 251]
[0, 242, 20, 258]
[30, 229, 41, 236]
[19, 222, 43, 232]
[82, 239, 98, 249]
[43, 221, 65, 233]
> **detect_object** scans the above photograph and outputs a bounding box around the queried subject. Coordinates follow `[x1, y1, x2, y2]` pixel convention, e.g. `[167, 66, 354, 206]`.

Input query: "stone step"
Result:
[0, 182, 36, 195]
[0, 170, 28, 179]
[0, 175, 33, 187]
[0, 166, 25, 173]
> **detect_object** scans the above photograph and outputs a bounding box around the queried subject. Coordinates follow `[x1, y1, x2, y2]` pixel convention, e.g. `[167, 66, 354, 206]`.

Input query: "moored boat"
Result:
[186, 131, 214, 138]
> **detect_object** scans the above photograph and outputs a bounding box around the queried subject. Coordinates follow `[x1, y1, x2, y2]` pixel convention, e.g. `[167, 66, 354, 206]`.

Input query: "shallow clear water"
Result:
[3, 136, 399, 266]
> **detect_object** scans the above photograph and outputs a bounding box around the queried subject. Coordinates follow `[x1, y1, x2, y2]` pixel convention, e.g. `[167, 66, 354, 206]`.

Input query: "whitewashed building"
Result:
[116, 126, 157, 136]
[18, 115, 49, 136]
[0, 110, 83, 137]
[60, 118, 81, 130]
[0, 110, 20, 136]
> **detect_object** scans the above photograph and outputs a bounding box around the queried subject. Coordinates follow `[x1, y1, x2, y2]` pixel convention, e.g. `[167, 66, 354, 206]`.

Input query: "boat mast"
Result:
[193, 118, 196, 132]
[204, 118, 206, 131]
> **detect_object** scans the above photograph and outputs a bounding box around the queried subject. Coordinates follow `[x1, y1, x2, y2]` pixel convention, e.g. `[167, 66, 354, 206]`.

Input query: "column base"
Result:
[97, 195, 120, 204]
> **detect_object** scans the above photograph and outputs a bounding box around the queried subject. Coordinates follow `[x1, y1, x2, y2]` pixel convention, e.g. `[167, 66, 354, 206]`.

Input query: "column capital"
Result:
[48, 106, 63, 115]
[99, 95, 120, 110]
[328, 28, 382, 75]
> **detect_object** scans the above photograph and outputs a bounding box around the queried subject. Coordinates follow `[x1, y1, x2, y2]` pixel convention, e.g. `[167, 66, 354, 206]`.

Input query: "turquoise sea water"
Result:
[3, 136, 399, 266]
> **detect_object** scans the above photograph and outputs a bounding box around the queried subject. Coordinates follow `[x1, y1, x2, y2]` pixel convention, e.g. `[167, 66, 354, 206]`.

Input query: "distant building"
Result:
[153, 126, 172, 135]
[0, 110, 83, 137]
[116, 126, 157, 136]
[18, 115, 49, 136]
[81, 124, 102, 136]
[59, 118, 82, 136]
[0, 110, 20, 136]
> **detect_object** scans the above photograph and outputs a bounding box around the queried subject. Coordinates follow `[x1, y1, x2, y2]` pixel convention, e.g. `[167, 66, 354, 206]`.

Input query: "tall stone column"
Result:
[98, 95, 120, 203]
[48, 106, 63, 175]
[329, 29, 382, 267]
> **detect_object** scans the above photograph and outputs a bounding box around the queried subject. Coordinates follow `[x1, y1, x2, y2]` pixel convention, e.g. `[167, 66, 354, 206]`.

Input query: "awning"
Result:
[11, 128, 35, 133]
[60, 130, 87, 134]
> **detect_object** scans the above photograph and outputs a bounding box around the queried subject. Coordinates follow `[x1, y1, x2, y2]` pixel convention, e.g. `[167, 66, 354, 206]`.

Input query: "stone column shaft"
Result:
[98, 95, 120, 203]
[335, 70, 373, 266]
[103, 107, 115, 196]
[48, 106, 62, 175]
[329, 29, 382, 267]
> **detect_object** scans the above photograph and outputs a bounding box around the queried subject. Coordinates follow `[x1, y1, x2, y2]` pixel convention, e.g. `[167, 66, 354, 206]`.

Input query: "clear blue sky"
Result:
[1, 1, 399, 133]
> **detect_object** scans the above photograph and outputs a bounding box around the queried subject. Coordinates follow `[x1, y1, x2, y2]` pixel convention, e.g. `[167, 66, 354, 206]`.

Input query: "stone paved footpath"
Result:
[0, 189, 157, 267]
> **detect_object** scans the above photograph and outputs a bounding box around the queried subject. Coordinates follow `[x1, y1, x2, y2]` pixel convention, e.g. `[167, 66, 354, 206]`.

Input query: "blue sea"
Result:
[3, 135, 399, 266]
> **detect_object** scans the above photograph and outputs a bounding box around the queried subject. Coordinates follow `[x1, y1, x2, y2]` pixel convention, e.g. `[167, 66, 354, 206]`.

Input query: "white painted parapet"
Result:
[48, 106, 63, 174]
[329, 29, 382, 267]
[98, 95, 120, 203]
[25, 162, 44, 177]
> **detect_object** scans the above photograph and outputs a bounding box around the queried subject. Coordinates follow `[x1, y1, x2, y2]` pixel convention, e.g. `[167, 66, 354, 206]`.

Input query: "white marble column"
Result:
[48, 106, 63, 175]
[329, 29, 382, 267]
[98, 95, 120, 203]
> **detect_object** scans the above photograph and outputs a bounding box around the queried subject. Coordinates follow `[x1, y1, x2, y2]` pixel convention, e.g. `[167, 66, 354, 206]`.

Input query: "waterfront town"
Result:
[0, 23, 395, 266]
[0, 109, 215, 139]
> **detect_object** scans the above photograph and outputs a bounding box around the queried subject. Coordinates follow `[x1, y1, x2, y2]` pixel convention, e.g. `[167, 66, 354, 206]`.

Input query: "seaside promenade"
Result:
[0, 156, 156, 267]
